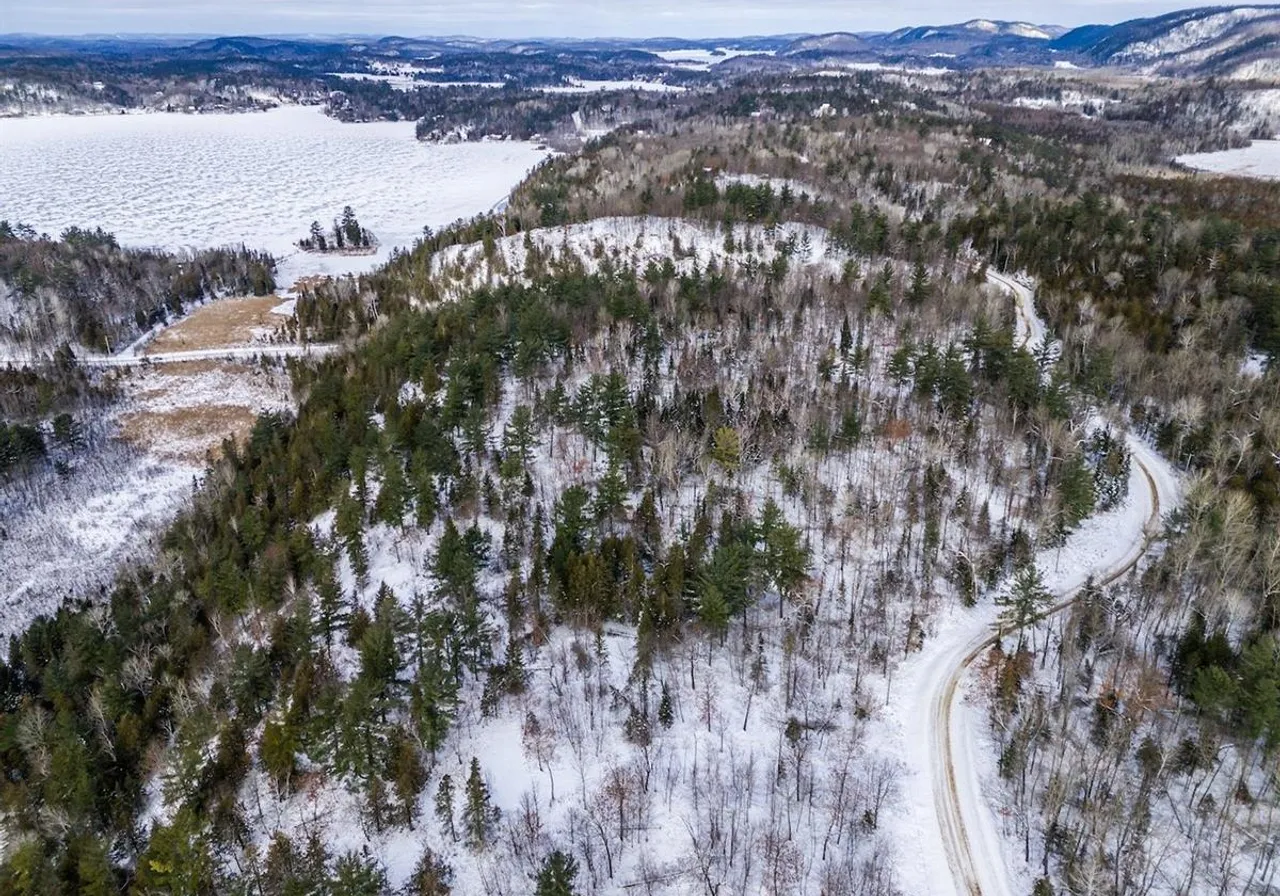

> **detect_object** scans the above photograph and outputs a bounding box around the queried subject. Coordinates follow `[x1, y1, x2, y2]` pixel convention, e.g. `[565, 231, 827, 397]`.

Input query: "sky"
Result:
[0, 0, 1218, 38]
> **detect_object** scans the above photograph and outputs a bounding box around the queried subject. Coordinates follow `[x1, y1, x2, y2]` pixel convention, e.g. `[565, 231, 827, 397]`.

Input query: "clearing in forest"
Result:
[143, 295, 292, 355]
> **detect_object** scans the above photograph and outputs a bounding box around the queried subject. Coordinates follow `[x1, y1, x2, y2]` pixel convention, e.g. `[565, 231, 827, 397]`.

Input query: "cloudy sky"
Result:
[2, 0, 1208, 37]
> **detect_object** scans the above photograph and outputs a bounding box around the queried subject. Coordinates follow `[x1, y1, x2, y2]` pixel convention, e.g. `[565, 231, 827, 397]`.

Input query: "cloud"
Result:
[4, 0, 1209, 37]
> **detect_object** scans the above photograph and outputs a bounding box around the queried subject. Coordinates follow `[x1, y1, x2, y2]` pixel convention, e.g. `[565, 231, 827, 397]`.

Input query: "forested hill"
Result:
[0, 222, 275, 357]
[1, 65, 1280, 896]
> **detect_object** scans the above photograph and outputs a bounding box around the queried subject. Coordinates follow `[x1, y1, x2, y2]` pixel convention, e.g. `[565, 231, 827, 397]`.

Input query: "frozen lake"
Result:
[1177, 139, 1280, 180]
[0, 105, 550, 286]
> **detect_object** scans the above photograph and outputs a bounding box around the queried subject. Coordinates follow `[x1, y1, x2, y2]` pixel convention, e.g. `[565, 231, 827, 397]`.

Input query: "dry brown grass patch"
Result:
[144, 295, 290, 355]
[118, 405, 259, 463]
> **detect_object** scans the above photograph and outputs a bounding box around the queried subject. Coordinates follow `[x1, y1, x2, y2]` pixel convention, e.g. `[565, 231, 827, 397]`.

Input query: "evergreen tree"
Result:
[759, 499, 808, 605]
[868, 263, 894, 314]
[373, 449, 408, 526]
[388, 726, 425, 826]
[907, 260, 931, 306]
[593, 459, 629, 524]
[435, 774, 457, 841]
[463, 757, 498, 848]
[709, 426, 742, 475]
[408, 849, 454, 896]
[658, 682, 674, 727]
[998, 564, 1053, 650]
[534, 850, 581, 896]
[335, 490, 369, 586]
[331, 851, 390, 896]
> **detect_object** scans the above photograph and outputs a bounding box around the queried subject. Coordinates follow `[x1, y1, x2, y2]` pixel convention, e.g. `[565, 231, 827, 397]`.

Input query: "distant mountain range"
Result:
[2, 5, 1278, 80]
[773, 6, 1280, 78]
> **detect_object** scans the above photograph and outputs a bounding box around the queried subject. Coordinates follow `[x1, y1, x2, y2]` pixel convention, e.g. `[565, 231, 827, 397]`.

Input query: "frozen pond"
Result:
[1177, 139, 1280, 180]
[0, 105, 550, 286]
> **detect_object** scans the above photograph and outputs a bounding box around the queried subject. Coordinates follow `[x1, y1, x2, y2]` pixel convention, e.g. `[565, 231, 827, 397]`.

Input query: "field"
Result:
[142, 294, 291, 354]
[0, 106, 550, 286]
[116, 359, 294, 461]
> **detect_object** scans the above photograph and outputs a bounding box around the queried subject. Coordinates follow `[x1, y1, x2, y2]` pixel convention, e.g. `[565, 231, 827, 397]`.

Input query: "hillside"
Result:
[1053, 4, 1280, 77]
[3, 37, 1280, 896]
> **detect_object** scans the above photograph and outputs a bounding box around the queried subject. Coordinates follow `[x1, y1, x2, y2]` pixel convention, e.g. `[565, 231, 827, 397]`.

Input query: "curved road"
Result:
[910, 271, 1181, 896]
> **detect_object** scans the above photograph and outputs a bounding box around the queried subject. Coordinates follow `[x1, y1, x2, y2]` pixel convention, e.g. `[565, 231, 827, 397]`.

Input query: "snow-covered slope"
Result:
[1055, 5, 1280, 77]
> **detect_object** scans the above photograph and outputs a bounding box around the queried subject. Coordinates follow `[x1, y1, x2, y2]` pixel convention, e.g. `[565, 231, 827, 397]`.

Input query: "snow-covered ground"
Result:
[0, 448, 196, 646]
[535, 79, 687, 94]
[0, 105, 550, 287]
[326, 72, 427, 91]
[1177, 140, 1280, 179]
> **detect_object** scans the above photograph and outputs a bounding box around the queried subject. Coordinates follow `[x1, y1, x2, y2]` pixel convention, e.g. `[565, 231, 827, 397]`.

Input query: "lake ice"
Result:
[0, 105, 550, 286]
[1177, 139, 1280, 180]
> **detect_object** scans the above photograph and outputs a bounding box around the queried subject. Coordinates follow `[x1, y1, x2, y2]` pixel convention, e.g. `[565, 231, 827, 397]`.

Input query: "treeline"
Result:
[0, 221, 276, 354]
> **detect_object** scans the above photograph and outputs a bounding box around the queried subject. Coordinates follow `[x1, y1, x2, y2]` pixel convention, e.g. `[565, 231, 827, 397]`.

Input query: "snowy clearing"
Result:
[0, 450, 196, 647]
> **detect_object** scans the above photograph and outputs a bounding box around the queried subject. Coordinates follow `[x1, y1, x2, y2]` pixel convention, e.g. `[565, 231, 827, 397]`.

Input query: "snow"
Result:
[0, 451, 196, 647]
[649, 47, 774, 70]
[535, 79, 687, 94]
[651, 48, 771, 64]
[327, 72, 424, 92]
[329, 73, 507, 90]
[1116, 7, 1277, 62]
[825, 62, 953, 77]
[714, 172, 832, 202]
[1230, 58, 1280, 81]
[1053, 60, 1080, 70]
[1177, 140, 1280, 180]
[1241, 351, 1270, 379]
[0, 105, 550, 288]
[880, 274, 1183, 896]
[428, 216, 851, 304]
[1006, 23, 1052, 40]
[111, 213, 1042, 895]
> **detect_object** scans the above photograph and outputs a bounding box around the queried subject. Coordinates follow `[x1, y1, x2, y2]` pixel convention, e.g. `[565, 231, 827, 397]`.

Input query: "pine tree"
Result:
[335, 490, 369, 586]
[998, 564, 1053, 650]
[593, 459, 629, 523]
[759, 499, 808, 606]
[373, 449, 408, 526]
[388, 726, 425, 827]
[709, 426, 742, 475]
[408, 848, 454, 896]
[463, 757, 497, 848]
[435, 774, 456, 841]
[534, 850, 581, 896]
[908, 260, 931, 306]
[868, 263, 894, 314]
[358, 587, 405, 722]
[658, 682, 674, 728]
[307, 220, 327, 251]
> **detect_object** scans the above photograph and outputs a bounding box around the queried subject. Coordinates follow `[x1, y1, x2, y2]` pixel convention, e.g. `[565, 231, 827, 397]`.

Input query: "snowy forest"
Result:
[1, 56, 1280, 896]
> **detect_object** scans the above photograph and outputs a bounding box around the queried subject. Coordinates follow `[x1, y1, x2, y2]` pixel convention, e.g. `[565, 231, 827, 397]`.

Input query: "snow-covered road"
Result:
[77, 343, 342, 368]
[884, 270, 1182, 896]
